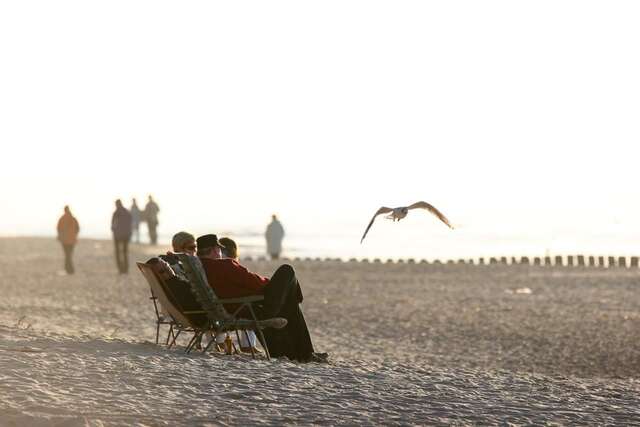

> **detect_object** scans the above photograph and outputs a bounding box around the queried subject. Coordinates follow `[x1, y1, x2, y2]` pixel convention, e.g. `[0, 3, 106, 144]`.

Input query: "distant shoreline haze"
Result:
[5, 225, 640, 261]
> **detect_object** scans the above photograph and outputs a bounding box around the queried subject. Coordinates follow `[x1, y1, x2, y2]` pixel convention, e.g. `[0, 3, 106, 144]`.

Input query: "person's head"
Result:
[132, 198, 138, 206]
[219, 237, 238, 260]
[115, 199, 123, 209]
[148, 195, 154, 202]
[64, 205, 71, 214]
[271, 214, 277, 221]
[196, 234, 226, 259]
[172, 231, 196, 255]
[146, 257, 175, 281]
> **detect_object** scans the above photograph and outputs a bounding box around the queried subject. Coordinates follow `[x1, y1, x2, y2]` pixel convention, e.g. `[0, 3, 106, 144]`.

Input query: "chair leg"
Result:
[247, 305, 271, 360]
[256, 328, 270, 361]
[168, 329, 181, 349]
[234, 330, 243, 355]
[165, 324, 174, 346]
[202, 331, 218, 353]
[185, 331, 202, 354]
[155, 321, 160, 345]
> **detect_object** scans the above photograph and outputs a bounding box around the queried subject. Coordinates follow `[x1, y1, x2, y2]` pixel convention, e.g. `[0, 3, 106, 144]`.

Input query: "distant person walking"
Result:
[56, 205, 80, 274]
[144, 195, 160, 245]
[111, 199, 132, 274]
[130, 198, 142, 244]
[265, 214, 285, 260]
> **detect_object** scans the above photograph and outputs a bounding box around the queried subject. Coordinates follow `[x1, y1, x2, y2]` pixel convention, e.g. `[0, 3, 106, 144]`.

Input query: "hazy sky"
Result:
[1, 1, 639, 246]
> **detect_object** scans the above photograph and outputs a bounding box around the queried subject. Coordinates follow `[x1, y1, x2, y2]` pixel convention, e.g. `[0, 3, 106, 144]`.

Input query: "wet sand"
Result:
[1, 237, 639, 425]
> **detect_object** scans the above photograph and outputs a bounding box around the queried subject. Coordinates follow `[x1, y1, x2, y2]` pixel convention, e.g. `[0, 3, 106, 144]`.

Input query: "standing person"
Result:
[56, 205, 80, 274]
[144, 195, 160, 245]
[265, 214, 285, 260]
[197, 234, 327, 362]
[111, 199, 132, 274]
[130, 198, 142, 244]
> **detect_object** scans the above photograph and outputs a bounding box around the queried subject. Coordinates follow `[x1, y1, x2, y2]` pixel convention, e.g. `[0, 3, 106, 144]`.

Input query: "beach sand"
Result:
[1, 237, 639, 425]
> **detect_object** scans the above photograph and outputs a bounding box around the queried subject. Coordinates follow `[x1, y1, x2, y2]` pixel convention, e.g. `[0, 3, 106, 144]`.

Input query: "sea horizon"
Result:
[5, 226, 640, 262]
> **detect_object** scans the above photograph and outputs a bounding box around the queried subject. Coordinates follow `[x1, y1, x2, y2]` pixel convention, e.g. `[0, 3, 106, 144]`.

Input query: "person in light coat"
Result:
[265, 214, 285, 260]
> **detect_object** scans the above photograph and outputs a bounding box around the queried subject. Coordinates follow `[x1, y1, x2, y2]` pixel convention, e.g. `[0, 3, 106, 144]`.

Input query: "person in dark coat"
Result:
[130, 198, 142, 244]
[56, 205, 80, 274]
[196, 233, 327, 363]
[144, 195, 160, 245]
[111, 199, 132, 274]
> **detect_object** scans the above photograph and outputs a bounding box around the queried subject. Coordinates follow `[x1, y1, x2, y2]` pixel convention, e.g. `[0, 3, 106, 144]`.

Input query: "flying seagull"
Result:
[360, 201, 454, 243]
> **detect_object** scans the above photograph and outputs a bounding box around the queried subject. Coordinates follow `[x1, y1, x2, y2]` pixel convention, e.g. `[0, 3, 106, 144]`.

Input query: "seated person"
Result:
[147, 256, 286, 344]
[146, 257, 207, 327]
[160, 231, 197, 280]
[196, 233, 327, 363]
[216, 237, 258, 353]
[219, 237, 238, 259]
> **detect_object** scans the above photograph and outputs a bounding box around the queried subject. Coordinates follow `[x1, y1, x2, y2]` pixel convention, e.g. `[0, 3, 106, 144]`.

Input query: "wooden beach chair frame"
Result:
[136, 254, 273, 360]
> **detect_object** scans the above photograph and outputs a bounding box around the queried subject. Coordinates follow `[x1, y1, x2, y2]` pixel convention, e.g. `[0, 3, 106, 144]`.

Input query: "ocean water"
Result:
[5, 204, 640, 261]
[73, 222, 640, 262]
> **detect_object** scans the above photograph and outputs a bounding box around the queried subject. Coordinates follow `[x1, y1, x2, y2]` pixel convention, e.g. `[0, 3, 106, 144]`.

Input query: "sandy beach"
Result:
[1, 237, 639, 425]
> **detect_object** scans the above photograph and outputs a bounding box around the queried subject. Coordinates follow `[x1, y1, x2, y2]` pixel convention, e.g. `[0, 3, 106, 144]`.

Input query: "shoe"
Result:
[257, 317, 287, 329]
[308, 352, 329, 363]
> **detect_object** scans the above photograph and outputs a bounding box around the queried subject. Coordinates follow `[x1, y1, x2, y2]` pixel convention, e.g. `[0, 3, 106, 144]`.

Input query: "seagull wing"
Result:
[407, 201, 454, 229]
[360, 207, 394, 243]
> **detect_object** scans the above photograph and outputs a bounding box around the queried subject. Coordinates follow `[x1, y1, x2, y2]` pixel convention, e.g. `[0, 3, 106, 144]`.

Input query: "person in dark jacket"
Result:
[196, 233, 327, 363]
[111, 199, 132, 273]
[56, 205, 80, 274]
[144, 195, 160, 245]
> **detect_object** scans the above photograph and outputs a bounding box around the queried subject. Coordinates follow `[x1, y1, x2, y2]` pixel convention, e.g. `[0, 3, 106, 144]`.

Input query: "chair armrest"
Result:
[217, 295, 265, 304]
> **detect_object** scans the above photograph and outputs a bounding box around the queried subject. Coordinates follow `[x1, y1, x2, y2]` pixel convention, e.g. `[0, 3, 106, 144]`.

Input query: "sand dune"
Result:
[1, 237, 639, 425]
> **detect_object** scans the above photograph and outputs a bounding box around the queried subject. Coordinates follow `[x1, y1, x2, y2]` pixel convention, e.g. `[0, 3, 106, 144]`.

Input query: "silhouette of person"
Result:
[144, 195, 160, 245]
[56, 205, 80, 274]
[265, 214, 285, 260]
[111, 199, 132, 274]
[130, 198, 142, 244]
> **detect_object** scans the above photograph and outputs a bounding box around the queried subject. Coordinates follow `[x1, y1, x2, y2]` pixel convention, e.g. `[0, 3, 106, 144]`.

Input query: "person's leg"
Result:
[263, 264, 301, 316]
[239, 330, 258, 350]
[62, 243, 69, 273]
[262, 264, 314, 361]
[148, 221, 158, 245]
[114, 239, 122, 273]
[122, 240, 129, 273]
[63, 244, 75, 274]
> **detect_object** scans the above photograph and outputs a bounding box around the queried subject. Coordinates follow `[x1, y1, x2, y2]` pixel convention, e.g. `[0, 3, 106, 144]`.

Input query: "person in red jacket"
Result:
[196, 234, 327, 363]
[57, 205, 80, 274]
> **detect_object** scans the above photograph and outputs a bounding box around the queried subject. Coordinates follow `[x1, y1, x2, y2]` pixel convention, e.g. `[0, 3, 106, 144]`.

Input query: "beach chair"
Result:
[137, 254, 282, 359]
[137, 261, 203, 350]
[145, 274, 179, 346]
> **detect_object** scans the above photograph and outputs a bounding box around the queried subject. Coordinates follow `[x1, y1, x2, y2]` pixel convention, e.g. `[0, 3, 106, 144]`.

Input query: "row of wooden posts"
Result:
[245, 255, 640, 268]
